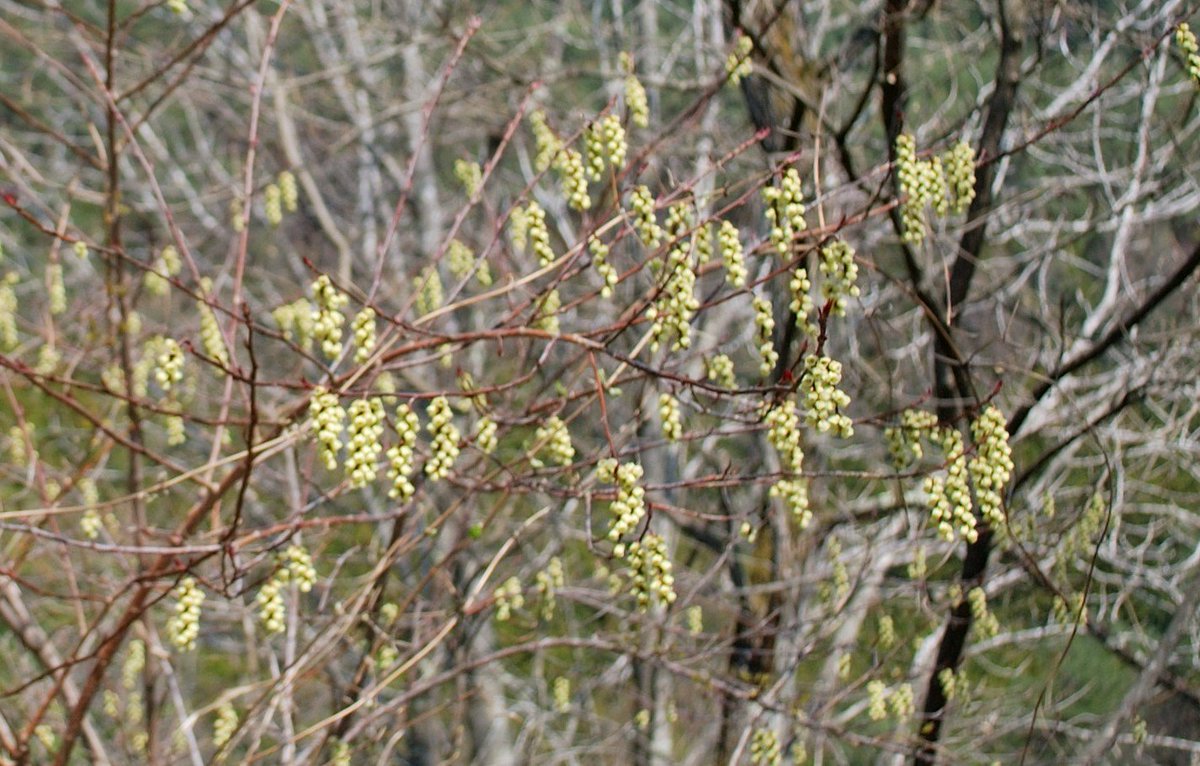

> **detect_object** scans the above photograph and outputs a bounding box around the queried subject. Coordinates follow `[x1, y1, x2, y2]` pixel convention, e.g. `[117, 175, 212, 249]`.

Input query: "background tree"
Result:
[0, 1, 1199, 764]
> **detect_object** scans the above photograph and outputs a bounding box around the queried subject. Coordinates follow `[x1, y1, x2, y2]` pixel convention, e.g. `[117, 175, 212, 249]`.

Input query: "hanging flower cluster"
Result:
[144, 245, 181, 296]
[557, 146, 590, 211]
[706, 353, 736, 388]
[585, 114, 627, 179]
[309, 386, 346, 471]
[256, 577, 285, 635]
[311, 274, 349, 360]
[598, 458, 646, 550]
[943, 141, 977, 214]
[1179, 24, 1200, 84]
[924, 426, 976, 542]
[47, 262, 66, 315]
[345, 398, 385, 488]
[726, 33, 753, 84]
[884, 408, 939, 469]
[0, 273, 17, 350]
[968, 404, 1014, 528]
[386, 403, 421, 500]
[535, 556, 565, 620]
[658, 393, 683, 442]
[424, 396, 460, 480]
[279, 170, 298, 212]
[474, 416, 498, 454]
[415, 265, 443, 316]
[753, 295, 778, 376]
[818, 239, 861, 317]
[626, 532, 676, 610]
[799, 355, 853, 437]
[264, 183, 283, 227]
[718, 220, 747, 288]
[493, 576, 524, 622]
[351, 307, 376, 364]
[789, 264, 816, 336]
[167, 577, 205, 651]
[153, 337, 185, 392]
[967, 586, 1000, 639]
[620, 52, 650, 128]
[589, 235, 618, 297]
[273, 298, 315, 349]
[628, 185, 663, 248]
[765, 399, 811, 527]
[454, 158, 483, 197]
[276, 544, 317, 593]
[534, 288, 561, 333]
[213, 704, 238, 748]
[647, 237, 699, 351]
[529, 110, 561, 173]
[531, 414, 574, 467]
[525, 201, 554, 267]
[763, 168, 806, 257]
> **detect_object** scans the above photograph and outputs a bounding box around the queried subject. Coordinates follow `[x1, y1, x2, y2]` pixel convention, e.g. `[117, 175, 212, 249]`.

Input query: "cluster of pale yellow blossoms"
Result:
[424, 396, 460, 480]
[344, 398, 385, 488]
[706, 353, 736, 388]
[351, 307, 376, 364]
[749, 727, 780, 766]
[453, 158, 482, 197]
[968, 404, 1014, 528]
[658, 393, 683, 442]
[597, 458, 646, 552]
[967, 586, 1000, 639]
[799, 355, 853, 437]
[764, 399, 812, 527]
[197, 278, 229, 365]
[895, 134, 976, 244]
[866, 680, 915, 721]
[626, 533, 676, 610]
[628, 185, 663, 248]
[1178, 24, 1200, 84]
[415, 265, 443, 316]
[925, 425, 976, 542]
[213, 704, 238, 748]
[647, 234, 700, 351]
[493, 576, 524, 621]
[386, 403, 421, 500]
[726, 33, 754, 84]
[167, 577, 205, 651]
[311, 274, 349, 359]
[143, 244, 181, 296]
[763, 168, 807, 257]
[818, 239, 861, 317]
[753, 295, 778, 376]
[718, 220, 747, 288]
[884, 408, 939, 469]
[153, 337, 185, 392]
[272, 298, 315, 348]
[258, 544, 316, 635]
[585, 113, 627, 179]
[620, 52, 650, 128]
[308, 386, 346, 471]
[531, 415, 575, 467]
[535, 556, 565, 620]
[589, 235, 618, 297]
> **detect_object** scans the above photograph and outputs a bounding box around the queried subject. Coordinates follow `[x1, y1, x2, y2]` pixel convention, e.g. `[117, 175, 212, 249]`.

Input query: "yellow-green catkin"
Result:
[425, 396, 460, 480]
[311, 274, 349, 359]
[924, 426, 976, 542]
[279, 170, 298, 212]
[415, 265, 443, 317]
[531, 414, 574, 467]
[628, 185, 663, 248]
[351, 306, 376, 364]
[598, 458, 646, 551]
[706, 353, 736, 388]
[626, 532, 676, 610]
[167, 576, 204, 651]
[213, 703, 238, 748]
[726, 33, 753, 84]
[529, 110, 561, 173]
[534, 288, 561, 333]
[620, 52, 650, 128]
[535, 556, 565, 620]
[345, 397, 385, 488]
[454, 158, 483, 197]
[144, 245, 181, 296]
[524, 201, 554, 267]
[0, 273, 17, 350]
[968, 404, 1014, 529]
[646, 235, 699, 351]
[197, 278, 229, 366]
[589, 235, 618, 297]
[47, 262, 66, 315]
[386, 403, 420, 500]
[799, 354, 853, 437]
[309, 386, 346, 471]
[494, 576, 524, 621]
[818, 239, 861, 317]
[763, 167, 806, 257]
[943, 141, 976, 214]
[750, 727, 781, 766]
[264, 183, 283, 227]
[1178, 23, 1200, 85]
[658, 393, 683, 441]
[753, 295, 778, 376]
